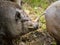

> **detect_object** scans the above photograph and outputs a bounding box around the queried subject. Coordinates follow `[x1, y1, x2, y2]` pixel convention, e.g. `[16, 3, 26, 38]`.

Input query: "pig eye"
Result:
[21, 19, 28, 22]
[15, 11, 21, 22]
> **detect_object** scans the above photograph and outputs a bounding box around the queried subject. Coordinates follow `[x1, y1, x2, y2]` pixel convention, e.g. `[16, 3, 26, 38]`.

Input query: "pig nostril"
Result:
[28, 22, 39, 30]
[33, 23, 39, 30]
[34, 25, 38, 30]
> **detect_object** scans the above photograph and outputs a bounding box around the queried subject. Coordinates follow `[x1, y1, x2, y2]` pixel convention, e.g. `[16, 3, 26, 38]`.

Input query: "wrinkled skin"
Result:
[0, 1, 39, 45]
[44, 1, 60, 45]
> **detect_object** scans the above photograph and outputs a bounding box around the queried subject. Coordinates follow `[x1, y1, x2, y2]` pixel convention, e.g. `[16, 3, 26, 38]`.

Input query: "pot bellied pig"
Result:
[0, 1, 39, 45]
[44, 1, 60, 45]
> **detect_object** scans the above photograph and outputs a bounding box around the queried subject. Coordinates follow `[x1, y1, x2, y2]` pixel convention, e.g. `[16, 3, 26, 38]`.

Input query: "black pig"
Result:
[0, 1, 39, 45]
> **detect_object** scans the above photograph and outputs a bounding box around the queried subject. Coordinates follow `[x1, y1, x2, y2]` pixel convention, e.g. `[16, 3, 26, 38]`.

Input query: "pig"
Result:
[44, 1, 60, 45]
[0, 1, 39, 45]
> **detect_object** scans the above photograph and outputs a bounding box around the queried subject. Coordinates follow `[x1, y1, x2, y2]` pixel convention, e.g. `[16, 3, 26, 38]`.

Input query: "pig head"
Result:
[44, 1, 60, 45]
[0, 1, 39, 39]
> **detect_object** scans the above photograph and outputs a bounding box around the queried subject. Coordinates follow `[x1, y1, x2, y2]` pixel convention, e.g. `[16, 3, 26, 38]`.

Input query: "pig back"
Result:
[44, 1, 60, 41]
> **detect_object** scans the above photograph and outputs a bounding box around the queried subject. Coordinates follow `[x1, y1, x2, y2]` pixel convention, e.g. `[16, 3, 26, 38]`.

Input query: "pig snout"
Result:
[32, 22, 39, 30]
[27, 21, 39, 31]
[25, 15, 40, 31]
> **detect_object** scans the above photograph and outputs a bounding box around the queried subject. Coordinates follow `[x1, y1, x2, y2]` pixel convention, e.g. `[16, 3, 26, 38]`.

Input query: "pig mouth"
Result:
[28, 27, 38, 31]
[20, 27, 38, 36]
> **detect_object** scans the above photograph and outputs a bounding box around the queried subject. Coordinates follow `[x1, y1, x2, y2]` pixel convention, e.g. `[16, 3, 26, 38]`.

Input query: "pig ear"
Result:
[15, 9, 22, 22]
